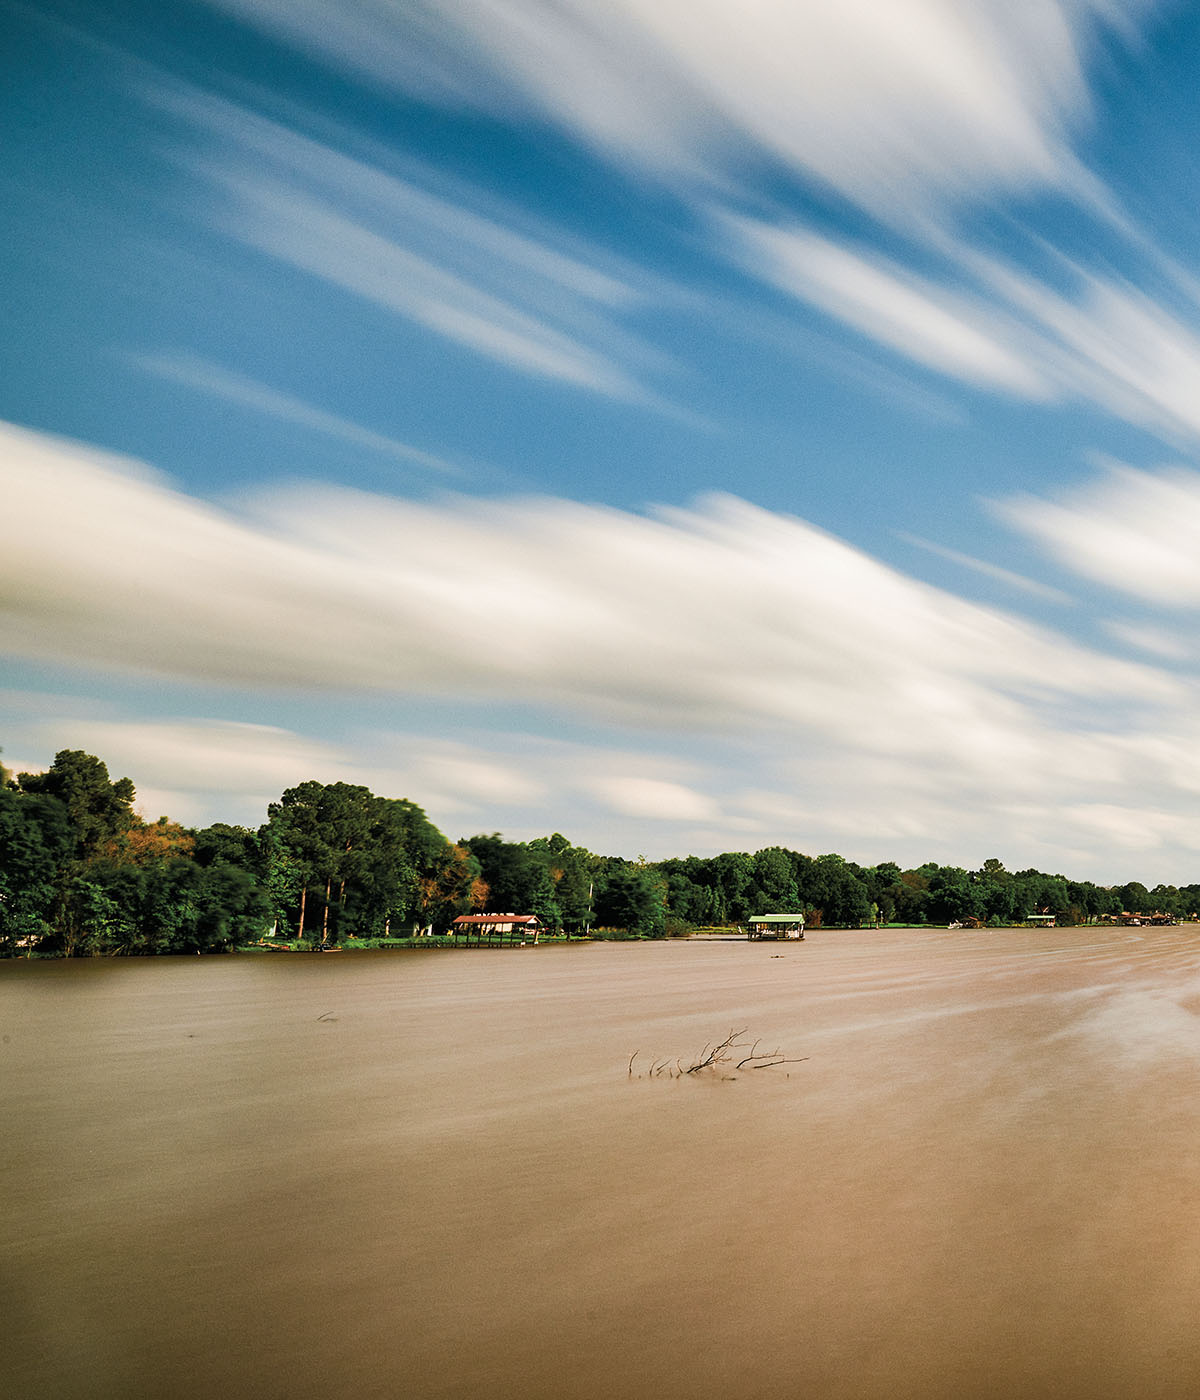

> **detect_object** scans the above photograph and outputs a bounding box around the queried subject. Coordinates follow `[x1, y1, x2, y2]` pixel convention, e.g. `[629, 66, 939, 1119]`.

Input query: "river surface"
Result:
[6, 927, 1200, 1399]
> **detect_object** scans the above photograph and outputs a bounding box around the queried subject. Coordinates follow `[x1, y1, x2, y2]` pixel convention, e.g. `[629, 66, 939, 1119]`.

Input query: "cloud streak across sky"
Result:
[155, 85, 668, 401]
[134, 352, 464, 476]
[0, 421, 1165, 721]
[159, 5, 1200, 455]
[7, 419, 1200, 877]
[205, 0, 1154, 217]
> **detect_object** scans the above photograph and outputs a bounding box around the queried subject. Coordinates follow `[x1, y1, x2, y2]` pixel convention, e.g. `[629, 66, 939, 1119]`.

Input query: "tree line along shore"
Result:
[1, 748, 1196, 958]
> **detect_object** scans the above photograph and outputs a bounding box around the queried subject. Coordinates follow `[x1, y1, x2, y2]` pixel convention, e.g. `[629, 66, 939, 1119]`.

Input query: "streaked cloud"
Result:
[202, 0, 1157, 220]
[719, 216, 1049, 397]
[715, 209, 1200, 451]
[153, 20, 1200, 454]
[8, 418, 1200, 877]
[64, 718, 345, 796]
[0, 421, 1173, 731]
[996, 461, 1200, 606]
[227, 185, 641, 394]
[134, 352, 463, 475]
[897, 532, 1074, 605]
[959, 248, 1200, 447]
[585, 776, 722, 823]
[14, 717, 350, 826]
[151, 85, 669, 400]
[11, 3, 1200, 890]
[410, 749, 548, 809]
[1102, 620, 1191, 661]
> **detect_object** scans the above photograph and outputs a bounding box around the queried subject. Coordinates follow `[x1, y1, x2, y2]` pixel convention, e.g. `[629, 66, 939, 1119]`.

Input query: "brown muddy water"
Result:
[5, 927, 1200, 1399]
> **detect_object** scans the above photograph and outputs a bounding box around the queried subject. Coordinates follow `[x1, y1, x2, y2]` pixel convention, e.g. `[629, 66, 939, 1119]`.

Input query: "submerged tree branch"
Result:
[628, 1028, 806, 1080]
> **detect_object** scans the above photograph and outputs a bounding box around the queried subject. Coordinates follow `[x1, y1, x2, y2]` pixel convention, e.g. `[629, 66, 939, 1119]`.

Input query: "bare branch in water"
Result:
[630, 1028, 806, 1079]
[685, 1028, 747, 1073]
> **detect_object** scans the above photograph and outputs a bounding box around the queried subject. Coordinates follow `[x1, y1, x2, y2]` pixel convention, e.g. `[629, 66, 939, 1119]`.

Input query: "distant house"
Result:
[747, 914, 805, 941]
[451, 914, 542, 944]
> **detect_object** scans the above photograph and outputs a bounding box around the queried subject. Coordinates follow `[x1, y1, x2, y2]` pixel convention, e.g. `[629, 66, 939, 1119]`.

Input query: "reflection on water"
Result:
[6, 927, 1200, 1399]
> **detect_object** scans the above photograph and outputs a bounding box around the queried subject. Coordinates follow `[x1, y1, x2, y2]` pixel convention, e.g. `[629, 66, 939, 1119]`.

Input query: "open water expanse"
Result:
[6, 927, 1200, 1399]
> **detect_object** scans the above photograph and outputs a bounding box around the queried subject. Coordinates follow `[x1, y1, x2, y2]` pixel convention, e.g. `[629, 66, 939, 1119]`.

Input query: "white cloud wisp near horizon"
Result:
[8, 418, 1200, 877]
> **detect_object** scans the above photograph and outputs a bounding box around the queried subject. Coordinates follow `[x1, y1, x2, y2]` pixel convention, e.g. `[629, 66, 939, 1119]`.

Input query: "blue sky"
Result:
[8, 0, 1200, 881]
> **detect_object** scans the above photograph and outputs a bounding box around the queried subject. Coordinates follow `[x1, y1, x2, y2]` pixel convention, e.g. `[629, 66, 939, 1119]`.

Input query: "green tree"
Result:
[927, 866, 984, 924]
[713, 852, 754, 923]
[462, 834, 562, 929]
[1014, 870, 1070, 919]
[750, 846, 800, 914]
[1117, 880, 1151, 916]
[860, 862, 902, 923]
[263, 781, 333, 942]
[18, 750, 136, 862]
[193, 822, 264, 873]
[657, 857, 711, 926]
[530, 834, 595, 931]
[1149, 884, 1183, 918]
[593, 860, 664, 937]
[800, 854, 871, 927]
[0, 786, 72, 954]
[15, 751, 139, 953]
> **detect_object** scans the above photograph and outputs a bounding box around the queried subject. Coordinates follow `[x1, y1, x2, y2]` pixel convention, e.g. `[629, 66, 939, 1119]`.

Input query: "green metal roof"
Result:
[748, 914, 806, 923]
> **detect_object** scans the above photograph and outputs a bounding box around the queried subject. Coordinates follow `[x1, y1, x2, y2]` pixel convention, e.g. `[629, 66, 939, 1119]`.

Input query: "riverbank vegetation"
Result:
[2, 747, 1198, 956]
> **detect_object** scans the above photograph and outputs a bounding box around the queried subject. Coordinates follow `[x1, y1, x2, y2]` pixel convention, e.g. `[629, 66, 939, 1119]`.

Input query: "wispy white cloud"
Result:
[133, 352, 463, 475]
[718, 216, 1050, 397]
[0, 419, 1174, 724]
[404, 745, 549, 811]
[712, 207, 1200, 451]
[897, 532, 1074, 605]
[54, 717, 345, 796]
[954, 247, 1200, 447]
[585, 776, 721, 823]
[996, 460, 1200, 607]
[229, 184, 641, 393]
[1102, 620, 1191, 661]
[150, 85, 670, 400]
[104, 723, 344, 823]
[9, 419, 1200, 876]
[202, 0, 1157, 220]
[167, 12, 1200, 450]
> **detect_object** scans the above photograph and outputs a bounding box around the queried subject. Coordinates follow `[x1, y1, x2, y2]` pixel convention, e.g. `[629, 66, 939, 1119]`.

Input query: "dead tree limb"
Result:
[739, 1054, 810, 1069]
[685, 1028, 748, 1073]
[630, 1027, 806, 1080]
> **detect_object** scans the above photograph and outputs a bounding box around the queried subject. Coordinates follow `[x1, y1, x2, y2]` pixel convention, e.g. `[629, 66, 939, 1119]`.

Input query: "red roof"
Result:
[453, 913, 540, 926]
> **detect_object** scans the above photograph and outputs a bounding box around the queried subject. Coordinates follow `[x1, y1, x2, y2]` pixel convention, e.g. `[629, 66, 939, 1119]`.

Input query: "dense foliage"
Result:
[3, 746, 1198, 956]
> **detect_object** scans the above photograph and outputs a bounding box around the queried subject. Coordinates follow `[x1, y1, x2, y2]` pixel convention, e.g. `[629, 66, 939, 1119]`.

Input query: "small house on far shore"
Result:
[452, 913, 542, 944]
[748, 914, 805, 941]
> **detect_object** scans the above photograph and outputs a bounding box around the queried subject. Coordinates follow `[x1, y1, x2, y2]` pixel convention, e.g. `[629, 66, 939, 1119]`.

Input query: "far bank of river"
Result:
[230, 920, 1155, 954]
[6, 925, 1200, 1399]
